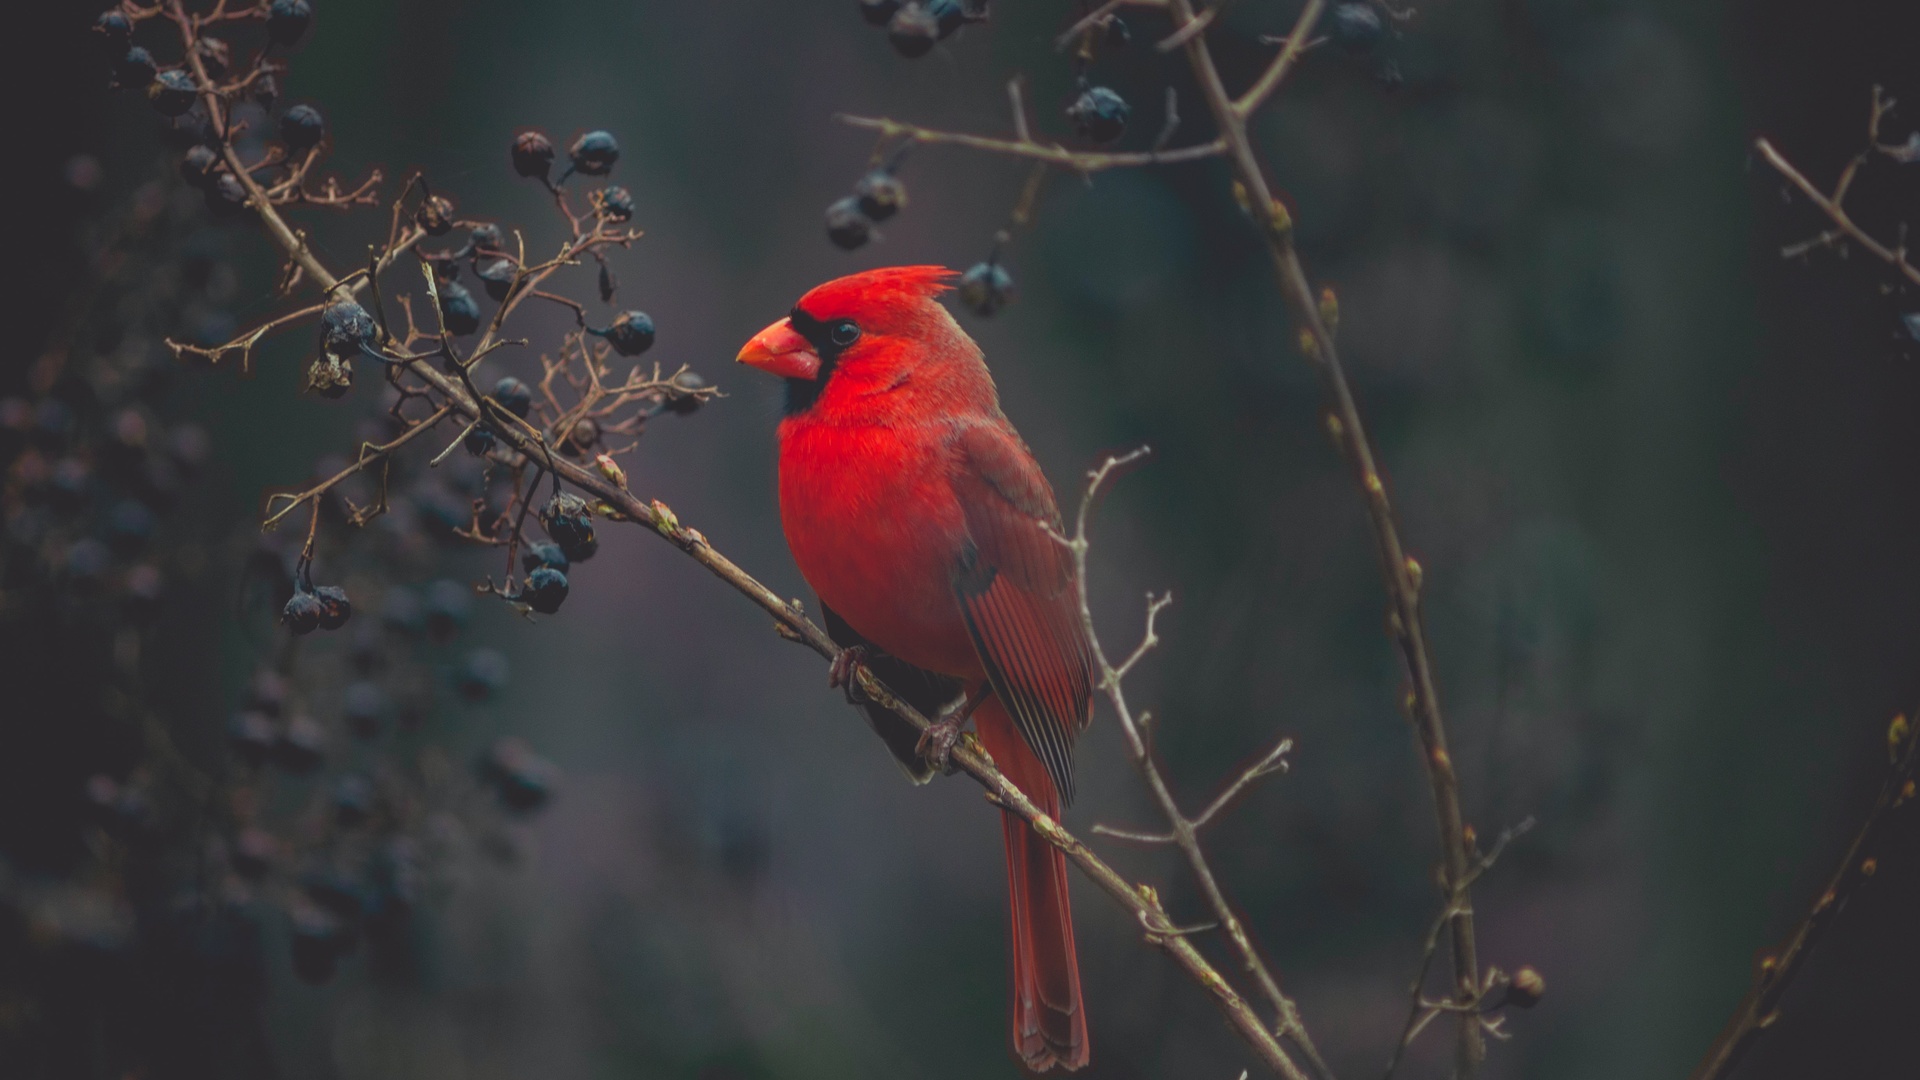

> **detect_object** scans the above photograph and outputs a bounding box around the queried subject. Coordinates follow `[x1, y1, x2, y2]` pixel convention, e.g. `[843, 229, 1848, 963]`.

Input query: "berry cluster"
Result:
[825, 154, 909, 251]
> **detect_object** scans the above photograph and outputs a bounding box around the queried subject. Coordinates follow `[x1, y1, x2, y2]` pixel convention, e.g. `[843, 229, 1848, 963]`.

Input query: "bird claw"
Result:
[917, 714, 965, 775]
[828, 646, 870, 704]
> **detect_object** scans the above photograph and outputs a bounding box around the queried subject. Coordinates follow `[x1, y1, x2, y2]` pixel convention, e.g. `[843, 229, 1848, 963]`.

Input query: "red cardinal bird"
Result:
[738, 266, 1093, 1072]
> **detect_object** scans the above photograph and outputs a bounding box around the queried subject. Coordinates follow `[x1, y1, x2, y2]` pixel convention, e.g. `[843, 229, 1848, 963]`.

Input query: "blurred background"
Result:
[8, 0, 1920, 1078]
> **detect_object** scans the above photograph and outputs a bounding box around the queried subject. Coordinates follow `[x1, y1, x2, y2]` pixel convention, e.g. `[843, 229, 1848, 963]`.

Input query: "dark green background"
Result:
[18, 0, 1920, 1077]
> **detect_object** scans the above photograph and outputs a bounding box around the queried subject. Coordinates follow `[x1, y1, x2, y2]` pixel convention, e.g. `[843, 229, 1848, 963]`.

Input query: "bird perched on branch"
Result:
[738, 266, 1093, 1072]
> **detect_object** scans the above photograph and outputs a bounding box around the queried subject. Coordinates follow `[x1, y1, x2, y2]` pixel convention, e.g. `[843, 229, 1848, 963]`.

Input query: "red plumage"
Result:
[738, 266, 1092, 1071]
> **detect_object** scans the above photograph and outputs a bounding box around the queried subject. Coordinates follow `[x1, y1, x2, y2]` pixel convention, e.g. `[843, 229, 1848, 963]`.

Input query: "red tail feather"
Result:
[979, 696, 1087, 1072]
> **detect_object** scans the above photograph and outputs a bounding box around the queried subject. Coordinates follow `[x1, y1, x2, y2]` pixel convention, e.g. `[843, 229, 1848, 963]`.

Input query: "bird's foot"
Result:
[828, 646, 870, 704]
[916, 711, 966, 775]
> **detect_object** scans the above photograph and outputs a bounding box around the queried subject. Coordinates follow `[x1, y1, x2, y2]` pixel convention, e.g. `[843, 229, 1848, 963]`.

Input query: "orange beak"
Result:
[736, 317, 820, 381]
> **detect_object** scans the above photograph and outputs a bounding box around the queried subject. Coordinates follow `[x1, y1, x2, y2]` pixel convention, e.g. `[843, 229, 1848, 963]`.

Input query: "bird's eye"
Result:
[829, 320, 861, 347]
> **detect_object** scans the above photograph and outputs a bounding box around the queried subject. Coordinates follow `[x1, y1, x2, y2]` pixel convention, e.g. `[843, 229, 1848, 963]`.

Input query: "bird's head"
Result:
[737, 266, 984, 415]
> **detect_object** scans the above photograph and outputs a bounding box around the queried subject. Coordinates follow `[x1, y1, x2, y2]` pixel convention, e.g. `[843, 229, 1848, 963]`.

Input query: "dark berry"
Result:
[1067, 85, 1130, 144]
[927, 0, 968, 38]
[94, 11, 133, 54]
[463, 426, 495, 457]
[521, 542, 569, 574]
[667, 371, 707, 415]
[181, 144, 219, 188]
[437, 281, 481, 335]
[279, 104, 325, 152]
[266, 0, 314, 48]
[114, 46, 157, 89]
[148, 70, 197, 117]
[283, 590, 325, 634]
[826, 197, 874, 250]
[456, 648, 510, 702]
[476, 258, 516, 301]
[1326, 2, 1384, 53]
[597, 185, 634, 222]
[276, 714, 327, 773]
[227, 711, 277, 766]
[314, 584, 351, 630]
[490, 376, 533, 418]
[511, 130, 555, 180]
[250, 72, 279, 111]
[318, 299, 377, 356]
[205, 173, 248, 215]
[592, 310, 655, 356]
[424, 579, 473, 641]
[413, 194, 455, 236]
[559, 417, 599, 457]
[520, 566, 569, 614]
[568, 130, 619, 177]
[469, 222, 505, 251]
[887, 4, 940, 57]
[860, 0, 901, 25]
[854, 170, 906, 221]
[958, 260, 1015, 316]
[342, 680, 388, 738]
[539, 493, 598, 563]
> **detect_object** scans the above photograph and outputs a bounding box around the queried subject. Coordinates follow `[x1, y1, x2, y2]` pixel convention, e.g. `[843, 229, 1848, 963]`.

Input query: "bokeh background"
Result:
[9, 0, 1920, 1078]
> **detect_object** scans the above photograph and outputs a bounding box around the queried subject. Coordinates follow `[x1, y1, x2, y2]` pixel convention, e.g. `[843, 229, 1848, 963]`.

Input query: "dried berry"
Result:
[826, 197, 874, 250]
[540, 493, 598, 563]
[927, 0, 969, 38]
[94, 11, 133, 54]
[511, 130, 555, 180]
[267, 0, 314, 48]
[181, 144, 220, 188]
[414, 194, 455, 236]
[490, 376, 533, 418]
[1506, 966, 1545, 1008]
[456, 648, 510, 702]
[475, 258, 517, 301]
[283, 590, 325, 634]
[958, 260, 1015, 316]
[463, 426, 495, 457]
[592, 310, 655, 356]
[1067, 85, 1130, 144]
[313, 584, 352, 630]
[306, 355, 353, 399]
[854, 170, 906, 221]
[521, 542, 569, 574]
[280, 104, 326, 152]
[319, 299, 377, 356]
[1326, 2, 1384, 53]
[437, 281, 481, 335]
[521, 566, 569, 613]
[568, 130, 620, 177]
[597, 185, 635, 222]
[469, 222, 505, 251]
[148, 70, 198, 117]
[557, 417, 600, 458]
[667, 371, 707, 415]
[887, 3, 940, 57]
[860, 0, 901, 26]
[114, 46, 157, 89]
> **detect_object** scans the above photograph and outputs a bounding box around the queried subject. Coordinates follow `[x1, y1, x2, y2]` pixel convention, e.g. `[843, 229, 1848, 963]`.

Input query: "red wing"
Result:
[949, 423, 1094, 805]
